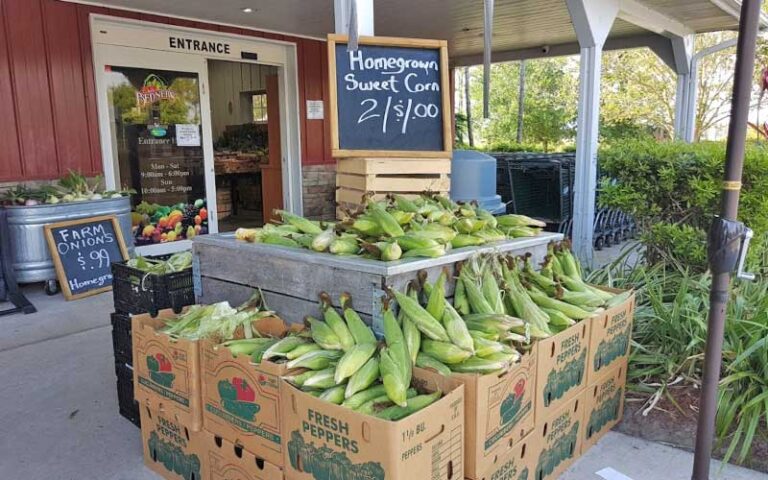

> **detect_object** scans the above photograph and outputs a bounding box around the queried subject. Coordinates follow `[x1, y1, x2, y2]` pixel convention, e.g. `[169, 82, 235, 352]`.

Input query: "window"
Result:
[252, 92, 268, 123]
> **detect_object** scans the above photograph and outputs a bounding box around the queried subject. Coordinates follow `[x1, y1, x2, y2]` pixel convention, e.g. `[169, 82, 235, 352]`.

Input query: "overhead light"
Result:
[242, 7, 254, 13]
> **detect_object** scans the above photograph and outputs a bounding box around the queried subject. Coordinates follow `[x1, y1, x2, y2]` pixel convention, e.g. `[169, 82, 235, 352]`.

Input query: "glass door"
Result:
[94, 45, 217, 255]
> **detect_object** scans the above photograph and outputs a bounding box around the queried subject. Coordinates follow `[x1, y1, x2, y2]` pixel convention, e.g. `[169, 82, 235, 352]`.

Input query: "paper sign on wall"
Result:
[306, 100, 324, 120]
[176, 124, 201, 146]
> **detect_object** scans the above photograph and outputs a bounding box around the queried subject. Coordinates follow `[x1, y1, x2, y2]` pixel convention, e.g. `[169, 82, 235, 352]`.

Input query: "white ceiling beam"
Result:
[617, 0, 694, 38]
[709, 0, 768, 27]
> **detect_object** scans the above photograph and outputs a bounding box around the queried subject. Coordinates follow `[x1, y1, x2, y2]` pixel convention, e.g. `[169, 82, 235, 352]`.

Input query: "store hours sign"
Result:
[328, 35, 451, 156]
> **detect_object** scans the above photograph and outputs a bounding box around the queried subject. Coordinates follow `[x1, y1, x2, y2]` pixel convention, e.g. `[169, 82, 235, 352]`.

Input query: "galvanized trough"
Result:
[193, 231, 562, 333]
[5, 196, 135, 286]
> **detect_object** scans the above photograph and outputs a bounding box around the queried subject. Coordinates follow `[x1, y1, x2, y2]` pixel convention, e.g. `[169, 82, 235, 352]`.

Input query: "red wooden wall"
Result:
[0, 0, 333, 182]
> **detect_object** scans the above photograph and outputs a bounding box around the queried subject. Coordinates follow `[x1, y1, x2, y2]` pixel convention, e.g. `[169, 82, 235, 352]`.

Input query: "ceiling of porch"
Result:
[80, 0, 750, 58]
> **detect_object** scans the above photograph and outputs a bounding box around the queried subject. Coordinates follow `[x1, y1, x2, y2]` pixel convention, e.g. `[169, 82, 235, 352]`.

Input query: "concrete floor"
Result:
[1, 284, 766, 480]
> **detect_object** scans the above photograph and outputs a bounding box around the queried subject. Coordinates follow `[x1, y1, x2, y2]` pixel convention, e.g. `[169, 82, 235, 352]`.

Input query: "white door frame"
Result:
[90, 15, 304, 254]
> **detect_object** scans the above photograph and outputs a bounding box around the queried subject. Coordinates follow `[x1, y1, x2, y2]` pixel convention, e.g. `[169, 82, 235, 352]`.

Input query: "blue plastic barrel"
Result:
[450, 150, 505, 213]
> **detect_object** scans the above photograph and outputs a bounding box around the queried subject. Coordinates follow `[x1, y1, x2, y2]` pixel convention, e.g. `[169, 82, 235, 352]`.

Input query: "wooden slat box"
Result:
[192, 232, 562, 333]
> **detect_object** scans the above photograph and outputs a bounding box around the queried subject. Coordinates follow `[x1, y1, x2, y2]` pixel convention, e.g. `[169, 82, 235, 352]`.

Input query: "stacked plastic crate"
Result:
[109, 255, 195, 427]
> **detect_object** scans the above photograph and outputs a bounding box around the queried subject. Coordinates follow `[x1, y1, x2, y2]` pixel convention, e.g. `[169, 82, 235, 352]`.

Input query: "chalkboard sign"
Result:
[44, 215, 129, 300]
[328, 35, 451, 157]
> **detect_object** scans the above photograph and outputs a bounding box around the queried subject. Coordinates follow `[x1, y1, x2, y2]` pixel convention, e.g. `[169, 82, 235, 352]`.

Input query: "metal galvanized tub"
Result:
[5, 196, 135, 285]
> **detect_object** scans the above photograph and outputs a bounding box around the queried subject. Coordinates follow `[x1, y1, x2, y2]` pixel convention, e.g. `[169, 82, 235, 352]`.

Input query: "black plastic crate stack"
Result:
[494, 152, 576, 224]
[110, 256, 195, 428]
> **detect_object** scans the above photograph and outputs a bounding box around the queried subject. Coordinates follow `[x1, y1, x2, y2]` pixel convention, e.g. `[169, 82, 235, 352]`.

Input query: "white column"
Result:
[567, 0, 618, 266]
[671, 35, 694, 140]
[334, 0, 374, 35]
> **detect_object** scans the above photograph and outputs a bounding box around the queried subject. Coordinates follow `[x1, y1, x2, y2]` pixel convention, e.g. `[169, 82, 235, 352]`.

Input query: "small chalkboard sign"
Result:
[44, 215, 129, 300]
[328, 35, 452, 157]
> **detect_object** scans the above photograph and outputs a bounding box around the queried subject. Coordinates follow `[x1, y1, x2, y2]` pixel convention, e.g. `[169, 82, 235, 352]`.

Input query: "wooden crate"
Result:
[192, 232, 562, 335]
[335, 157, 450, 212]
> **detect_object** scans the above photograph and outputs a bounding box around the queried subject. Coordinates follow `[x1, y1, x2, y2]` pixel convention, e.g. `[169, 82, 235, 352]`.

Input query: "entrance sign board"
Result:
[44, 215, 129, 300]
[328, 35, 452, 158]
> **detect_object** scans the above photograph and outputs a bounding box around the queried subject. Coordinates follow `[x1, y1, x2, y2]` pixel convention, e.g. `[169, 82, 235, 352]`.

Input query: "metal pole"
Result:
[465, 67, 475, 147]
[692, 1, 762, 478]
[517, 60, 526, 143]
[482, 0, 494, 118]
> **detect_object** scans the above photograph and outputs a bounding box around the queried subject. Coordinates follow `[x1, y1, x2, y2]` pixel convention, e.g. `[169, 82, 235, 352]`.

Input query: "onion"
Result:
[25, 199, 40, 206]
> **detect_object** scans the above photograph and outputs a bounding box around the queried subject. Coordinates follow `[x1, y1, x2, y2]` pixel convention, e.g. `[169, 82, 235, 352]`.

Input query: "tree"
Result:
[467, 58, 578, 150]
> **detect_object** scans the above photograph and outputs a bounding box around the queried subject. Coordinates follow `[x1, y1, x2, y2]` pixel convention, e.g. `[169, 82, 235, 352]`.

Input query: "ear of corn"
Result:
[426, 270, 447, 322]
[319, 294, 355, 351]
[285, 343, 323, 360]
[285, 369, 321, 387]
[368, 202, 405, 237]
[403, 316, 421, 365]
[382, 307, 412, 385]
[422, 339, 473, 365]
[451, 355, 511, 374]
[472, 335, 505, 358]
[319, 385, 347, 405]
[305, 317, 343, 350]
[375, 391, 442, 421]
[340, 293, 377, 344]
[393, 290, 450, 342]
[276, 210, 323, 234]
[442, 303, 475, 354]
[380, 348, 409, 407]
[330, 237, 359, 255]
[302, 367, 342, 390]
[249, 338, 279, 363]
[341, 384, 388, 409]
[352, 216, 384, 236]
[311, 227, 336, 252]
[262, 336, 308, 360]
[334, 342, 377, 383]
[415, 352, 452, 376]
[454, 277, 470, 315]
[393, 194, 420, 213]
[357, 388, 417, 415]
[287, 349, 343, 370]
[262, 233, 300, 248]
[496, 214, 546, 228]
[395, 235, 439, 251]
[460, 268, 494, 314]
[222, 338, 273, 358]
[402, 245, 447, 258]
[526, 288, 593, 320]
[345, 356, 380, 399]
[451, 234, 486, 248]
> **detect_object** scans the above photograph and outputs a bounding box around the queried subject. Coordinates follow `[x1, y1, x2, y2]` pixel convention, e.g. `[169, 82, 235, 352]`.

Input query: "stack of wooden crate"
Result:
[335, 156, 451, 214]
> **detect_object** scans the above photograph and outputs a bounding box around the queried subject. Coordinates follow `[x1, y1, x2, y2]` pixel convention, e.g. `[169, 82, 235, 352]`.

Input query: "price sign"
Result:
[328, 35, 452, 157]
[44, 215, 129, 300]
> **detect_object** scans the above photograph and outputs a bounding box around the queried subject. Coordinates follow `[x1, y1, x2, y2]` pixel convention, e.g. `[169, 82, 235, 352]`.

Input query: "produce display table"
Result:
[192, 231, 562, 333]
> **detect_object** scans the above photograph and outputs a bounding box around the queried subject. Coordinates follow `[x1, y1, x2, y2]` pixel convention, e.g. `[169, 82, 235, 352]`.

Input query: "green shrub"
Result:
[599, 140, 768, 269]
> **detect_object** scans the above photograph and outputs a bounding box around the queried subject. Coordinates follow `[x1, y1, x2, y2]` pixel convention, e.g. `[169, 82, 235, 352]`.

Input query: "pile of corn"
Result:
[234, 193, 545, 260]
[403, 241, 631, 377]
[221, 292, 441, 421]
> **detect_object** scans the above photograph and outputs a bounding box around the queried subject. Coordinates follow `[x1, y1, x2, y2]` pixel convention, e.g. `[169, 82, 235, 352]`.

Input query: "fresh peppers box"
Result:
[414, 344, 537, 480]
[587, 287, 635, 384]
[474, 432, 539, 480]
[200, 317, 301, 467]
[139, 405, 206, 480]
[281, 369, 465, 480]
[582, 358, 627, 453]
[204, 432, 284, 480]
[532, 390, 586, 480]
[535, 320, 590, 423]
[133, 309, 202, 430]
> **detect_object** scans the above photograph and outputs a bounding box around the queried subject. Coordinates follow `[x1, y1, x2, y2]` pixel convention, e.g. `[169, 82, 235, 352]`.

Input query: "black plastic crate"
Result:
[111, 312, 132, 365]
[115, 360, 140, 428]
[111, 255, 195, 317]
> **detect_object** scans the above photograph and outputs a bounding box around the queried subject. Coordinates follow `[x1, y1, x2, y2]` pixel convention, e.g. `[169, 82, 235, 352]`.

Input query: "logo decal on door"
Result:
[136, 74, 176, 106]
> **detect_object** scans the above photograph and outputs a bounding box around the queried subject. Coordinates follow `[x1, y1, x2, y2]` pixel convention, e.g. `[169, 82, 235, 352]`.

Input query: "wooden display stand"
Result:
[327, 34, 452, 216]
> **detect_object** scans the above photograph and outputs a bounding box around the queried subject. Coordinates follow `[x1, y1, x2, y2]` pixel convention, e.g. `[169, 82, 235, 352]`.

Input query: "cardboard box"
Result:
[532, 391, 586, 480]
[281, 370, 465, 480]
[587, 287, 635, 384]
[204, 433, 284, 480]
[582, 359, 627, 453]
[415, 345, 537, 480]
[139, 405, 207, 480]
[133, 309, 202, 430]
[200, 317, 298, 467]
[535, 320, 590, 423]
[472, 432, 538, 480]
